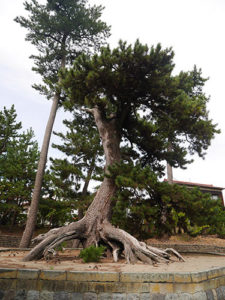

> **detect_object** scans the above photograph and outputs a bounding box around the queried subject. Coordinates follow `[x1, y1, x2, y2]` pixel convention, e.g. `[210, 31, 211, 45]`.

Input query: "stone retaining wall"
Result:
[0, 267, 225, 299]
[0, 235, 21, 248]
[151, 244, 225, 255]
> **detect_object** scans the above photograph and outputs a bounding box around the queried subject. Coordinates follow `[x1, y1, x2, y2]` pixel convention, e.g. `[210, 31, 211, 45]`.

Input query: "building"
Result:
[164, 179, 224, 205]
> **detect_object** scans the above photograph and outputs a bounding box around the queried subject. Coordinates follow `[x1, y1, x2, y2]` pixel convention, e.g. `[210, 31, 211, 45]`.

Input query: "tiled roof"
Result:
[164, 179, 224, 190]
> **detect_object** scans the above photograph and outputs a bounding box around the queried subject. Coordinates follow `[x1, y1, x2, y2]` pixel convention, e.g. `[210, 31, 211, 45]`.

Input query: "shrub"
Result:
[79, 245, 106, 263]
[110, 162, 225, 239]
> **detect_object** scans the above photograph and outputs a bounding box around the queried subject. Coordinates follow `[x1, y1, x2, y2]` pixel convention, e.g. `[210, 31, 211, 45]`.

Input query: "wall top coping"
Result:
[0, 266, 225, 283]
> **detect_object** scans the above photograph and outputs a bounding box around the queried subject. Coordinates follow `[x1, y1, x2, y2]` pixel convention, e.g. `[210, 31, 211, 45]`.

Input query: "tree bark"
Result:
[167, 142, 173, 184]
[19, 52, 66, 248]
[19, 94, 59, 248]
[23, 107, 184, 264]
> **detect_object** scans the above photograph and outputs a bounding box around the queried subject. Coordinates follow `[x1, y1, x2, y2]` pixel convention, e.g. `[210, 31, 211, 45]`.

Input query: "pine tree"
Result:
[24, 41, 219, 264]
[15, 0, 110, 247]
[0, 105, 22, 154]
[0, 106, 39, 226]
[50, 109, 104, 220]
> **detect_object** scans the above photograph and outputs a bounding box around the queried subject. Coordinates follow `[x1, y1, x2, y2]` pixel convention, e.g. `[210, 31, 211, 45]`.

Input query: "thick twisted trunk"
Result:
[23, 107, 184, 264]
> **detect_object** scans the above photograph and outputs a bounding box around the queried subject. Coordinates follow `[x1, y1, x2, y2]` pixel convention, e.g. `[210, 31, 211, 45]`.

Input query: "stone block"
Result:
[165, 294, 191, 300]
[218, 275, 225, 286]
[216, 286, 225, 300]
[191, 291, 207, 300]
[40, 290, 54, 300]
[53, 291, 69, 300]
[0, 268, 17, 279]
[112, 294, 126, 300]
[67, 271, 119, 282]
[191, 271, 207, 283]
[0, 290, 4, 299]
[27, 290, 40, 300]
[83, 292, 97, 300]
[127, 293, 140, 300]
[120, 273, 174, 283]
[164, 294, 180, 300]
[17, 269, 39, 280]
[0, 279, 17, 290]
[64, 281, 76, 293]
[124, 283, 151, 293]
[202, 278, 220, 291]
[150, 283, 173, 294]
[140, 293, 151, 300]
[82, 282, 127, 294]
[2, 289, 16, 300]
[206, 268, 222, 280]
[40, 270, 66, 281]
[205, 289, 214, 300]
[175, 281, 206, 294]
[99, 293, 112, 300]
[173, 273, 192, 283]
[16, 279, 37, 290]
[150, 294, 165, 300]
[15, 289, 27, 300]
[39, 279, 66, 292]
[69, 293, 83, 300]
[73, 282, 89, 293]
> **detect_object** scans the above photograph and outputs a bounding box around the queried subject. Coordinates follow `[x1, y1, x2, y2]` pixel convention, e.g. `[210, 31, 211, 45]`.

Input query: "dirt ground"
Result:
[0, 249, 225, 273]
[0, 235, 224, 273]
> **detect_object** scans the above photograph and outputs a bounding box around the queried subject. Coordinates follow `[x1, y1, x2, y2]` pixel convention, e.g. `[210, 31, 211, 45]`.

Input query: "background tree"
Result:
[0, 105, 22, 153]
[15, 0, 110, 247]
[110, 163, 225, 239]
[0, 106, 39, 227]
[50, 109, 104, 220]
[24, 40, 219, 264]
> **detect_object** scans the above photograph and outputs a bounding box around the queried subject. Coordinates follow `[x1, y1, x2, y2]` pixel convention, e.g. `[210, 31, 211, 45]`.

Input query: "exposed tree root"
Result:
[23, 218, 185, 264]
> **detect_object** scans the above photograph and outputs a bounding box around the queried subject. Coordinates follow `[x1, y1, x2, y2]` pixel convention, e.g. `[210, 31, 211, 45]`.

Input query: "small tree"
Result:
[0, 105, 22, 153]
[0, 106, 39, 226]
[24, 41, 219, 264]
[15, 0, 110, 247]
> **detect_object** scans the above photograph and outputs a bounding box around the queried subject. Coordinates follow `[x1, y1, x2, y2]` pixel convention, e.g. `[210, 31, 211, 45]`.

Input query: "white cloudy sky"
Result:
[1, 0, 225, 188]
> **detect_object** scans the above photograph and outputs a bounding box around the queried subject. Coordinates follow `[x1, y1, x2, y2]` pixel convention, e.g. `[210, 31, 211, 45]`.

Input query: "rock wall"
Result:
[0, 236, 21, 248]
[0, 267, 225, 299]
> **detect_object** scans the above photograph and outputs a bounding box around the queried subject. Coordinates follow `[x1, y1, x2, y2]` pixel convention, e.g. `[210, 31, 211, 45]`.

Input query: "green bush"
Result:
[79, 245, 106, 263]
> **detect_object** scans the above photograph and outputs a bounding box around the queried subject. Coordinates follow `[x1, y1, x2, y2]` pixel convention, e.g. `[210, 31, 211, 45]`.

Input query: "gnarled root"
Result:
[22, 220, 85, 261]
[22, 218, 185, 264]
[99, 221, 185, 264]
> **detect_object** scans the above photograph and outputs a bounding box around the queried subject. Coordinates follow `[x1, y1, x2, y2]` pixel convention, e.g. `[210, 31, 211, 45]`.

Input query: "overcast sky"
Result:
[1, 0, 225, 188]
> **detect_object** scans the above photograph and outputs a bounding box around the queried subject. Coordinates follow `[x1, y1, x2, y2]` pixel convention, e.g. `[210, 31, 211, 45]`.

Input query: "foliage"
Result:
[15, 0, 110, 100]
[62, 40, 219, 174]
[49, 109, 104, 219]
[79, 245, 106, 262]
[0, 106, 39, 226]
[37, 170, 75, 227]
[109, 162, 225, 239]
[0, 105, 22, 154]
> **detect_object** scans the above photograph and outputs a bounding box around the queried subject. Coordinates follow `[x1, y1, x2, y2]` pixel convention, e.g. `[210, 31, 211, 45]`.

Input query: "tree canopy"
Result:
[62, 40, 219, 174]
[15, 0, 110, 100]
[23, 40, 220, 263]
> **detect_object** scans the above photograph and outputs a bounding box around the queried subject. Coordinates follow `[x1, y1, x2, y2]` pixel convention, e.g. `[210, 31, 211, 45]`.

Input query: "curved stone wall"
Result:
[0, 267, 225, 299]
